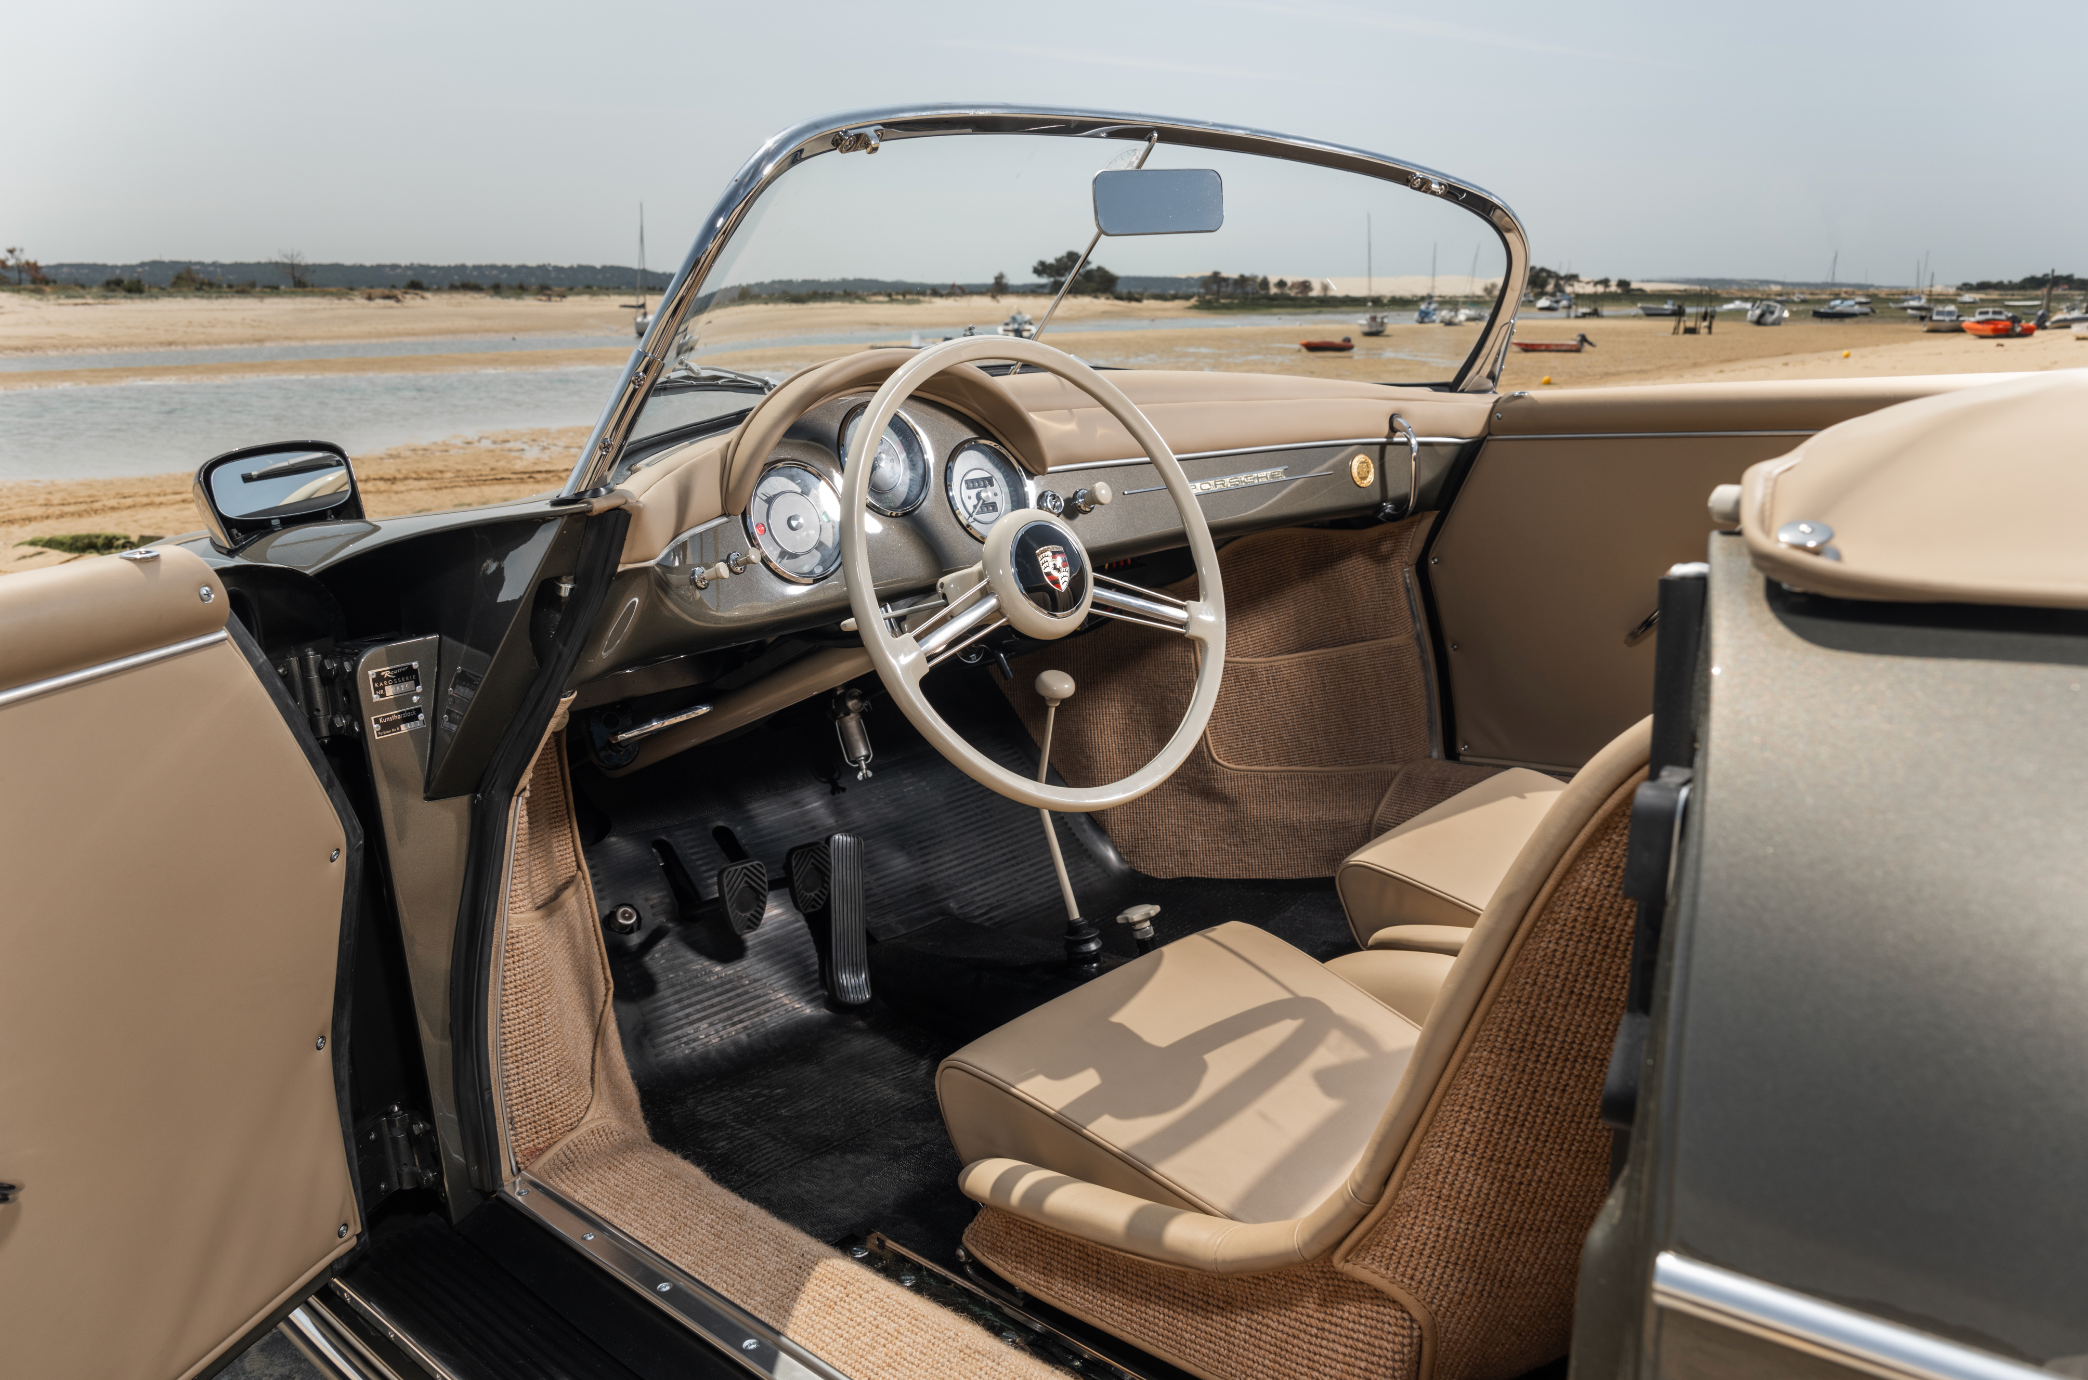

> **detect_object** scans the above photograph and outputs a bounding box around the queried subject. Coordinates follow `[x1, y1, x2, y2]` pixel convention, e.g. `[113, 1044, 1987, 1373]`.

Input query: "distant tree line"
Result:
[1958, 272, 2075, 291]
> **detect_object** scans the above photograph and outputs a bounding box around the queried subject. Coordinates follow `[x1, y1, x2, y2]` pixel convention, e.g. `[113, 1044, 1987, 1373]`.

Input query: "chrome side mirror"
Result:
[193, 440, 363, 552]
[1092, 168, 1224, 236]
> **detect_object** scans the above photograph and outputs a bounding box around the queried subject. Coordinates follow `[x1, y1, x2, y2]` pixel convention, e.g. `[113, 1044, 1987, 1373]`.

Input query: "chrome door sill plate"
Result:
[505, 1173, 847, 1380]
[851, 1230, 1158, 1380]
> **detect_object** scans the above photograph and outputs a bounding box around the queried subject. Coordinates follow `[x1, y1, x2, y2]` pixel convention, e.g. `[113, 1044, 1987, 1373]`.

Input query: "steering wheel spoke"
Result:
[1089, 574, 1193, 635]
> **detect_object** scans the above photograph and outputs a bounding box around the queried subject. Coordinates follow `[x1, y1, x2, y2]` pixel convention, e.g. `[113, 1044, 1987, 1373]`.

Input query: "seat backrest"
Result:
[1321, 717, 1650, 1380]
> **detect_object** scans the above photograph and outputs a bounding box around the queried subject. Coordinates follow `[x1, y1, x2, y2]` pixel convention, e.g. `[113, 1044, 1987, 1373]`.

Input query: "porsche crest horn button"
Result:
[1036, 545, 1071, 593]
[1011, 520, 1088, 615]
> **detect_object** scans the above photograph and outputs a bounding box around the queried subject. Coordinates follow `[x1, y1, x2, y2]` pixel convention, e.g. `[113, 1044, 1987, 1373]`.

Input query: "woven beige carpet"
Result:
[499, 741, 1060, 1380]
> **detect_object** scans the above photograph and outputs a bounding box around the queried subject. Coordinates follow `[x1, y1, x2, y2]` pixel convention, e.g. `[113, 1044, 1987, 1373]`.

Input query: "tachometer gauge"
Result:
[838, 405, 930, 516]
[745, 462, 842, 583]
[944, 439, 1030, 541]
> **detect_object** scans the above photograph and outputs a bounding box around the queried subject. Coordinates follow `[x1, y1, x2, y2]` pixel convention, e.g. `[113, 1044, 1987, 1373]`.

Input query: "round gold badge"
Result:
[1349, 453, 1376, 488]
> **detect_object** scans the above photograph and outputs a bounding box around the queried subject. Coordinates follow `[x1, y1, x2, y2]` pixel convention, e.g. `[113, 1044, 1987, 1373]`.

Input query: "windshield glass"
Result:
[652, 131, 1507, 401]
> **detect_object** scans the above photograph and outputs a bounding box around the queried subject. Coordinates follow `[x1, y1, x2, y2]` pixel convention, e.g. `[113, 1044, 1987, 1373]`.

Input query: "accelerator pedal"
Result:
[786, 833, 872, 1008]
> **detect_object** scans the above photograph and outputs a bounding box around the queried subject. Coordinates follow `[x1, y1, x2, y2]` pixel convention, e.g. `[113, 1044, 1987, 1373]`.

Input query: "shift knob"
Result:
[1035, 670, 1076, 708]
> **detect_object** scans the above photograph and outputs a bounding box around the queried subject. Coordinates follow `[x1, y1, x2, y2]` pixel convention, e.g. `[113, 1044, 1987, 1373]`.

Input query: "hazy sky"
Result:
[9, 0, 2082, 286]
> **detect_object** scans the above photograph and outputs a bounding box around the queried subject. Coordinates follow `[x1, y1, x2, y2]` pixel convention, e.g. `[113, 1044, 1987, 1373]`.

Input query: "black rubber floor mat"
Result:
[575, 665, 1358, 1267]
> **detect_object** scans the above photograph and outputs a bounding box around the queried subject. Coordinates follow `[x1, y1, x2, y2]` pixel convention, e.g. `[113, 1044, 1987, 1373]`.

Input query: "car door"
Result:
[0, 545, 362, 1379]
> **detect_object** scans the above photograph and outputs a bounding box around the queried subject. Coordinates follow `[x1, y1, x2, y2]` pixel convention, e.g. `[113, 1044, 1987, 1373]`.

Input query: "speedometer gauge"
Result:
[944, 439, 1030, 541]
[745, 462, 842, 583]
[838, 405, 930, 516]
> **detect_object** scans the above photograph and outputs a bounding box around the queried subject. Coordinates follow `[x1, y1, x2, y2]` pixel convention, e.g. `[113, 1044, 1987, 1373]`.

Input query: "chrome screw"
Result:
[199, 586, 214, 603]
[742, 1340, 759, 1352]
[338, 1224, 349, 1238]
[582, 1232, 596, 1242]
[899, 1271, 917, 1288]
[849, 1245, 869, 1259]
[315, 1036, 327, 1051]
[329, 849, 341, 862]
[656, 1283, 672, 1294]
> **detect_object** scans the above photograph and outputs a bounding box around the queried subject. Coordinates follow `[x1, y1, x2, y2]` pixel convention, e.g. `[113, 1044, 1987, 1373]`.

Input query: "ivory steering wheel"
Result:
[838, 336, 1226, 812]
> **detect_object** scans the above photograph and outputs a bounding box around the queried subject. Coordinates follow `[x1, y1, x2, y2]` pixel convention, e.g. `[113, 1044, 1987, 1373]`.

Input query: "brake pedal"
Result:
[786, 834, 871, 1008]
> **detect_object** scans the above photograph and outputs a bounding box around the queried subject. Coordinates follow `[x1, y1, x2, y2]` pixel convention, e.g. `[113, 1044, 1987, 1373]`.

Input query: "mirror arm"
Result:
[1033, 133, 1158, 343]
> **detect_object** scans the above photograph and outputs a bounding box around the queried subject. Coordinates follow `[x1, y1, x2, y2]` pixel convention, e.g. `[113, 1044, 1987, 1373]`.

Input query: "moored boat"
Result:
[1924, 304, 1963, 332]
[1300, 337, 1355, 352]
[1638, 299, 1683, 317]
[1811, 298, 1874, 319]
[1360, 314, 1388, 337]
[1511, 333, 1596, 352]
[1964, 309, 2033, 338]
[1747, 300, 1789, 326]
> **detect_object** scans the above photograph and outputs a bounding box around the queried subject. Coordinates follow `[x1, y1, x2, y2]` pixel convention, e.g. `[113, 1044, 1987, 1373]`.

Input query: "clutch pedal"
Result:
[786, 833, 872, 1008]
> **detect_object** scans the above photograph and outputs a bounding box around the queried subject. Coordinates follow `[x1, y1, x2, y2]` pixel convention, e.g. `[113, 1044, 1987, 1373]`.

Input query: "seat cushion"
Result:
[1324, 949, 1457, 1025]
[937, 922, 1421, 1224]
[1336, 766, 1567, 946]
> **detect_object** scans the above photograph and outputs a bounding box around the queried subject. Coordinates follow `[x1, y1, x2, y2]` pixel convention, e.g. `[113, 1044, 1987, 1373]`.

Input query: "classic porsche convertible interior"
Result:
[7, 107, 2077, 1380]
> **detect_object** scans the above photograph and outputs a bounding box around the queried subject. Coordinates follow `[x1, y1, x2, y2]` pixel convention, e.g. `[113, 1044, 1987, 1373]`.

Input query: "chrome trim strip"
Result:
[1052, 435, 1475, 473]
[1652, 1253, 2050, 1380]
[1121, 465, 1332, 498]
[653, 514, 735, 565]
[282, 1306, 382, 1380]
[1489, 429, 1818, 442]
[610, 702, 713, 744]
[0, 629, 228, 711]
[566, 104, 1527, 493]
[325, 1280, 465, 1380]
[507, 1175, 848, 1380]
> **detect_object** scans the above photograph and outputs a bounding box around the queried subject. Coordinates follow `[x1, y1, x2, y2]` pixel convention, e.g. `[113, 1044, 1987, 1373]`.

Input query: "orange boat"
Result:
[1300, 337, 1354, 352]
[1964, 310, 2034, 338]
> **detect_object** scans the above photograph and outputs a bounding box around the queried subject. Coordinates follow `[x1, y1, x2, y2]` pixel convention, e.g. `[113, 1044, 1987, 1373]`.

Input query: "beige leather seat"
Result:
[1327, 767, 1567, 1024]
[937, 718, 1649, 1380]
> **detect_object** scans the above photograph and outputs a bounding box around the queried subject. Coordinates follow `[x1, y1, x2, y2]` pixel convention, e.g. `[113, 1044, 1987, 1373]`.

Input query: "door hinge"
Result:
[355, 1105, 441, 1207]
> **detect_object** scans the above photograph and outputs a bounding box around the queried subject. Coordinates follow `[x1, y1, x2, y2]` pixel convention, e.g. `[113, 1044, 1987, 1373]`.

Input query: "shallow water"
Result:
[0, 366, 622, 481]
[0, 332, 632, 373]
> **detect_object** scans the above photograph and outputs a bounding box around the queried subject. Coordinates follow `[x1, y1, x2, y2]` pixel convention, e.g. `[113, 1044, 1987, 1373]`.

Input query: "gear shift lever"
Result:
[1035, 671, 1102, 971]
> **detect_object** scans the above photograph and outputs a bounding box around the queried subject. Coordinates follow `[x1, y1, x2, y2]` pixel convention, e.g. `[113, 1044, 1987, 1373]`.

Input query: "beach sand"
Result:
[3, 293, 2079, 573]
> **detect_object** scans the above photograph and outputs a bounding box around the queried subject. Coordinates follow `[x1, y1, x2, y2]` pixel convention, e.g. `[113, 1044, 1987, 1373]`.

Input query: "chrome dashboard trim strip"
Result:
[653, 514, 736, 564]
[1651, 1253, 2050, 1380]
[1050, 435, 1476, 473]
[566, 105, 1527, 494]
[506, 1175, 849, 1380]
[1120, 465, 1333, 499]
[0, 629, 228, 711]
[1488, 429, 1818, 442]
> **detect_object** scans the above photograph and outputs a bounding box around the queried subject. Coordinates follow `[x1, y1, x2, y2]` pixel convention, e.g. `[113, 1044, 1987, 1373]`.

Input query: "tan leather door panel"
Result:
[0, 549, 358, 1380]
[1429, 435, 1786, 769]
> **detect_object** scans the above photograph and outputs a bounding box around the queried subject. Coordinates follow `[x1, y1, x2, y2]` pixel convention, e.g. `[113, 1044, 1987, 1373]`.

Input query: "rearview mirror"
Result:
[193, 440, 363, 552]
[1092, 168, 1224, 236]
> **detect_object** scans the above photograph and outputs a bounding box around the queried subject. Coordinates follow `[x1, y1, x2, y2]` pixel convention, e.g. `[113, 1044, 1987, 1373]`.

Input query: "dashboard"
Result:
[587, 388, 1450, 676]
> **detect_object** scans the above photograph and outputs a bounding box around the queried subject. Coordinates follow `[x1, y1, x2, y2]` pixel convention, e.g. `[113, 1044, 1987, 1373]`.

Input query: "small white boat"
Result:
[1360, 314, 1388, 337]
[1747, 300, 1789, 326]
[1639, 299, 1683, 318]
[1415, 296, 1439, 324]
[1811, 298, 1874, 319]
[1924, 305, 1962, 333]
[996, 311, 1036, 339]
[1716, 299, 1753, 312]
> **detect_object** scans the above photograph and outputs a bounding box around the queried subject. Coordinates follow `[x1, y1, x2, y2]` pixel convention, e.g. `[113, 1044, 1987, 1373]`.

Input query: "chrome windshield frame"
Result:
[561, 104, 1529, 497]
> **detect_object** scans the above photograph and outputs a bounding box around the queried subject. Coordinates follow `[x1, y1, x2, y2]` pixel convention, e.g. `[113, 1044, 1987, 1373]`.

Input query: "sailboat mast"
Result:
[1367, 213, 1372, 300]
[637, 203, 647, 313]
